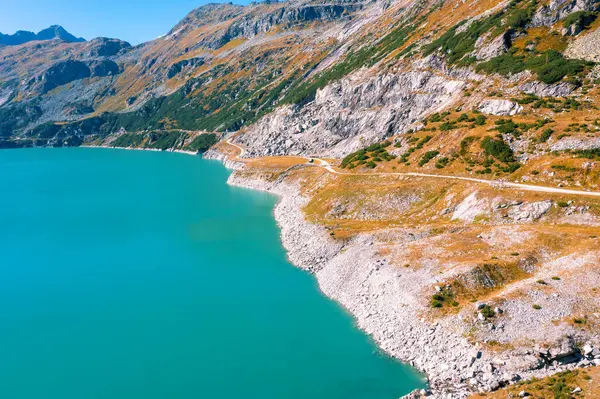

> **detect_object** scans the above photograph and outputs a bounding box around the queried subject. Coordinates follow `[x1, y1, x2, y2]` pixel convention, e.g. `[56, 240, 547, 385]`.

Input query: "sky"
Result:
[0, 0, 247, 45]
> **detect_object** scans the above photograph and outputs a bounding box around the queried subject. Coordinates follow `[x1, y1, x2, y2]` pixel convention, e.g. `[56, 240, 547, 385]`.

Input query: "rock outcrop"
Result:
[507, 200, 552, 222]
[30, 60, 92, 94]
[478, 99, 523, 116]
[167, 57, 205, 79]
[27, 59, 122, 94]
[86, 38, 131, 57]
[474, 32, 511, 61]
[236, 66, 467, 157]
[519, 81, 576, 97]
[531, 0, 600, 27]
[87, 59, 121, 77]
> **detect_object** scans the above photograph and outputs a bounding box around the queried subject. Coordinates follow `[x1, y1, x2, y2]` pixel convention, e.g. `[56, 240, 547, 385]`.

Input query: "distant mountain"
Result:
[0, 25, 85, 46]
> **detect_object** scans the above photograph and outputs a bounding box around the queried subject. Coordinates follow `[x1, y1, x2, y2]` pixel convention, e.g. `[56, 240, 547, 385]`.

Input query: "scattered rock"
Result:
[565, 26, 600, 62]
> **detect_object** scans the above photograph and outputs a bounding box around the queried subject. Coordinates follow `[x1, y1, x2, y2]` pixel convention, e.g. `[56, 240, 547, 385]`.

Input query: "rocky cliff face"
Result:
[237, 62, 468, 157]
[531, 0, 599, 27]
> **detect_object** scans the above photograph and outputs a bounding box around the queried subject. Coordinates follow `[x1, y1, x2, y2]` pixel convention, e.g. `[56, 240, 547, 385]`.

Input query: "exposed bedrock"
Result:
[236, 67, 467, 158]
[27, 59, 121, 95]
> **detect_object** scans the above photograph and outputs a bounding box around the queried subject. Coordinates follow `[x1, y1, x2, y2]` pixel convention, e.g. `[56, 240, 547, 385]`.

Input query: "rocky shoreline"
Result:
[204, 148, 485, 398]
[83, 144, 200, 156]
[204, 147, 600, 398]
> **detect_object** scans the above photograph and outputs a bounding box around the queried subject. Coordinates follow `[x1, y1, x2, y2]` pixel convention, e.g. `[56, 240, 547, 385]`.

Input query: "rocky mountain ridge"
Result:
[0, 25, 85, 46]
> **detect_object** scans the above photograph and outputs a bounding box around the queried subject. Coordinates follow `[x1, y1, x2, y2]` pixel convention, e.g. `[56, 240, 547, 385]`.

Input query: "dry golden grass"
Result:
[513, 26, 568, 52]
[246, 156, 308, 169]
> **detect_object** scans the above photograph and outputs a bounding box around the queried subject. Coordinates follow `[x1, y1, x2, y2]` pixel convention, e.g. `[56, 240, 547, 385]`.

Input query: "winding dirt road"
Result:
[226, 139, 600, 198]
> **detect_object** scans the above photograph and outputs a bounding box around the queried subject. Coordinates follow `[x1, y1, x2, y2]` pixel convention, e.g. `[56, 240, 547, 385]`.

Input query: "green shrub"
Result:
[440, 121, 458, 131]
[476, 50, 591, 84]
[574, 148, 600, 159]
[473, 114, 487, 126]
[430, 286, 457, 308]
[480, 304, 496, 319]
[499, 162, 521, 173]
[186, 133, 218, 152]
[428, 113, 443, 123]
[507, 9, 532, 29]
[552, 164, 577, 172]
[532, 304, 542, 310]
[420, 0, 532, 65]
[481, 136, 516, 163]
[457, 113, 470, 122]
[539, 128, 553, 143]
[460, 136, 478, 155]
[415, 135, 432, 149]
[562, 11, 597, 28]
[419, 150, 440, 166]
[435, 157, 450, 168]
[147, 131, 186, 150]
[494, 119, 520, 136]
[111, 133, 145, 148]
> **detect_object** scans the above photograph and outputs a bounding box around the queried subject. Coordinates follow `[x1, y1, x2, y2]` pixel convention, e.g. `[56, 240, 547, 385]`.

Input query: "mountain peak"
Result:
[0, 25, 85, 46]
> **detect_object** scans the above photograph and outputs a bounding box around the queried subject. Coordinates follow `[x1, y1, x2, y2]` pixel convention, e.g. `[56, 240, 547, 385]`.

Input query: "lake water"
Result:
[0, 148, 424, 399]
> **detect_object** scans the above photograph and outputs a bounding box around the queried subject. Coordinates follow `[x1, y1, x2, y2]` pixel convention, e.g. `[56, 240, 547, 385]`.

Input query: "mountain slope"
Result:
[2, 0, 600, 397]
[1, 0, 598, 153]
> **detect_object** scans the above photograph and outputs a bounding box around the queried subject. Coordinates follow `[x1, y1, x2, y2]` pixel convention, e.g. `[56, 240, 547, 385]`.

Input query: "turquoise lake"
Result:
[0, 148, 424, 399]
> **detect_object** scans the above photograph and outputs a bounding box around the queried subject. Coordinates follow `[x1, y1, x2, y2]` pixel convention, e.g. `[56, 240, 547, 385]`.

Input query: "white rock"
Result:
[478, 99, 523, 116]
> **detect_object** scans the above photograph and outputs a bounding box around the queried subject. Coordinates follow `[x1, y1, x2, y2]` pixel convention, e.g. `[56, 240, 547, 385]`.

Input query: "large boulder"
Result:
[546, 336, 582, 364]
[507, 201, 552, 222]
[478, 99, 522, 116]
